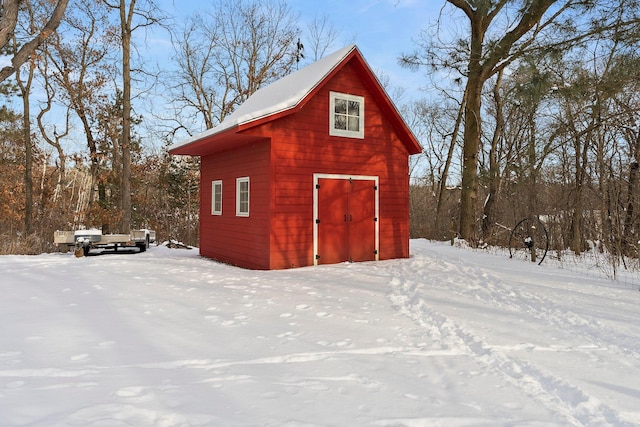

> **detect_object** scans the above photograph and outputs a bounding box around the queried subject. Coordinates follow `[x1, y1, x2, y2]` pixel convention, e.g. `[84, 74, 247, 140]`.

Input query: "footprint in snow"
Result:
[70, 353, 90, 362]
[114, 386, 147, 398]
[277, 331, 301, 339]
[95, 341, 115, 349]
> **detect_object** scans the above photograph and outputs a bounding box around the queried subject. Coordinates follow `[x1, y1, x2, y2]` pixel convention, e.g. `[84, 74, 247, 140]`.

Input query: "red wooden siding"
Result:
[192, 54, 414, 269]
[243, 61, 411, 268]
[199, 139, 272, 269]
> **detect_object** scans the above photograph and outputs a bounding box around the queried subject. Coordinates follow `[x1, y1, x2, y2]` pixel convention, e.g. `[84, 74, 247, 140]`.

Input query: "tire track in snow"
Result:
[469, 263, 637, 365]
[395, 252, 640, 365]
[388, 274, 634, 427]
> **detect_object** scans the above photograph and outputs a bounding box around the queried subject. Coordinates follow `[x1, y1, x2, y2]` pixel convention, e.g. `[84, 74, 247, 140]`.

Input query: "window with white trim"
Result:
[211, 180, 222, 215]
[236, 177, 250, 216]
[330, 91, 364, 139]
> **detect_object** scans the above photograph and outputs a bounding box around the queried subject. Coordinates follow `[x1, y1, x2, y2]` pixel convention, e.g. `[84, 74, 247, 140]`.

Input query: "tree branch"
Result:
[0, 0, 70, 82]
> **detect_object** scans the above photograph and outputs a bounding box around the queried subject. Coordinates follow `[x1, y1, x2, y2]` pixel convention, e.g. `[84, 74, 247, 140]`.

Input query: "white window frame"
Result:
[236, 177, 250, 217]
[211, 180, 222, 215]
[329, 91, 364, 139]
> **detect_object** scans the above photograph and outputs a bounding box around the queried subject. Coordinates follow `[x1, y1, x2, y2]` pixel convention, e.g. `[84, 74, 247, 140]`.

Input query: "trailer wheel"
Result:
[508, 217, 548, 265]
[138, 235, 149, 252]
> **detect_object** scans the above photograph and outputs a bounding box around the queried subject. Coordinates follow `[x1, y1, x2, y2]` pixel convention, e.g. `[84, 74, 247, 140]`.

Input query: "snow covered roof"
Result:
[169, 45, 358, 154]
[169, 44, 421, 156]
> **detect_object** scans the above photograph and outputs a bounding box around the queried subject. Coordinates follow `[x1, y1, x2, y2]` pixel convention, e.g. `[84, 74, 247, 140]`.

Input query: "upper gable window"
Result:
[329, 91, 364, 139]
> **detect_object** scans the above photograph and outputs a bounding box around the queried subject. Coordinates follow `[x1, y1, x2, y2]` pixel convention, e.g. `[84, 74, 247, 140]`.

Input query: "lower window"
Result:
[236, 177, 250, 216]
[212, 180, 222, 215]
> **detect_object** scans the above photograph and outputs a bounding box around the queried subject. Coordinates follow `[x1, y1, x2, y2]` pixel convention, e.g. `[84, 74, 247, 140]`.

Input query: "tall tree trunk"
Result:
[15, 53, 34, 235]
[570, 134, 588, 255]
[457, 0, 487, 241]
[623, 162, 638, 239]
[76, 114, 100, 206]
[436, 87, 467, 234]
[445, 0, 558, 240]
[570, 160, 583, 255]
[570, 193, 583, 255]
[459, 71, 483, 240]
[482, 70, 504, 239]
[119, 0, 133, 232]
[22, 85, 33, 235]
[527, 114, 538, 217]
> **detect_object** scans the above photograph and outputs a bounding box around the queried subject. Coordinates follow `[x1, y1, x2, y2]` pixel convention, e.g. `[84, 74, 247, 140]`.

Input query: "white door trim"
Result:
[313, 173, 379, 266]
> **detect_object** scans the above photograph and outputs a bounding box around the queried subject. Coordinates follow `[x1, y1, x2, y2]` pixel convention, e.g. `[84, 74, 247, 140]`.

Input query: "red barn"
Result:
[169, 45, 421, 269]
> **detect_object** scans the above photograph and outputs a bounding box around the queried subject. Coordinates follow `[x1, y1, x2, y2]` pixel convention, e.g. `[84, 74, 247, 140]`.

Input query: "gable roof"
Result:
[169, 45, 422, 156]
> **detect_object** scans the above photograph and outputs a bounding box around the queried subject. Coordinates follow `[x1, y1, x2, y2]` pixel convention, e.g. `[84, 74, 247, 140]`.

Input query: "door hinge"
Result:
[315, 254, 320, 260]
[316, 184, 321, 189]
[374, 249, 378, 255]
[373, 217, 378, 222]
[373, 185, 378, 190]
[316, 219, 320, 224]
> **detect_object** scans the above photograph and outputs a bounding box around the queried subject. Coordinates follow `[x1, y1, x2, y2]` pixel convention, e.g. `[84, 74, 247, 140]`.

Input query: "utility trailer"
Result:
[54, 228, 156, 256]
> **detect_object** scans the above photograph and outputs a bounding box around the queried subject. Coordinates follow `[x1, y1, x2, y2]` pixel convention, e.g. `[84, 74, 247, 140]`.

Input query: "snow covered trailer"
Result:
[54, 229, 156, 256]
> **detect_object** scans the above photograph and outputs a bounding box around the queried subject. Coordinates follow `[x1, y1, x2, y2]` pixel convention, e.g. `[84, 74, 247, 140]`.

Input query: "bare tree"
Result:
[482, 70, 504, 239]
[551, 42, 640, 255]
[11, 0, 47, 235]
[443, 0, 566, 240]
[36, 66, 70, 203]
[403, 1, 640, 241]
[13, 47, 35, 235]
[170, 15, 220, 130]
[104, 0, 161, 232]
[305, 14, 341, 61]
[170, 0, 299, 133]
[40, 0, 117, 220]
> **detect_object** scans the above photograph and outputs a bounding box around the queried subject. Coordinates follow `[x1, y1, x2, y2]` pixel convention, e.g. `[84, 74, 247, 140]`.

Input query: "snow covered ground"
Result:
[1, 240, 639, 427]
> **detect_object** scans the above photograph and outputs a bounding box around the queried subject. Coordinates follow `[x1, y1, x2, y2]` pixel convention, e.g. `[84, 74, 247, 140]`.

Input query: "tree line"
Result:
[3, 0, 640, 271]
[0, 0, 332, 253]
[405, 1, 640, 267]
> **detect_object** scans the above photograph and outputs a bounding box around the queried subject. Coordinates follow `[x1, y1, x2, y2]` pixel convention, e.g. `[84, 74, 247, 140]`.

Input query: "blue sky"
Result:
[290, 0, 443, 90]
[157, 0, 446, 101]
